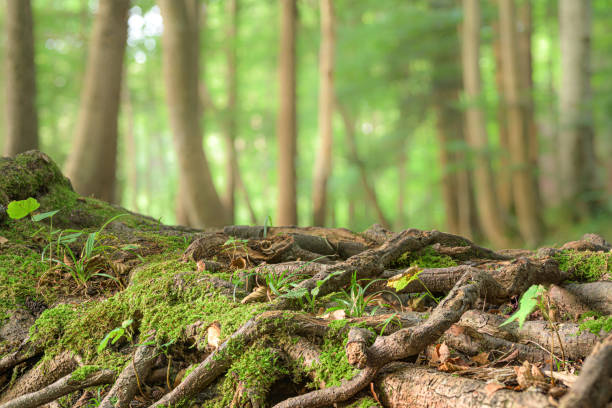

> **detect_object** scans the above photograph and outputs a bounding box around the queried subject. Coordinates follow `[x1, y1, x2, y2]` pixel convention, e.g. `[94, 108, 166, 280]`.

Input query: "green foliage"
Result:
[281, 271, 342, 313]
[387, 267, 440, 304]
[500, 285, 546, 328]
[325, 271, 397, 317]
[6, 198, 40, 219]
[394, 247, 458, 269]
[97, 319, 134, 353]
[578, 312, 612, 336]
[553, 250, 611, 282]
[70, 365, 103, 381]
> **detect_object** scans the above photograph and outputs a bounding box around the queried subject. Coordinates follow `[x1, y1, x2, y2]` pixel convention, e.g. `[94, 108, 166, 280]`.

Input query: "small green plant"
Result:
[55, 214, 126, 287]
[387, 266, 440, 304]
[281, 271, 342, 314]
[325, 271, 399, 318]
[97, 318, 134, 353]
[500, 284, 566, 374]
[263, 215, 273, 238]
[6, 197, 40, 219]
[377, 312, 402, 335]
[262, 268, 295, 297]
[223, 236, 249, 260]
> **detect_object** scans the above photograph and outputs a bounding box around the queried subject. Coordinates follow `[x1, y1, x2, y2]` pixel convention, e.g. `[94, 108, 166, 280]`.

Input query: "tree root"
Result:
[564, 282, 612, 315]
[99, 342, 157, 408]
[0, 369, 115, 408]
[559, 333, 612, 408]
[376, 362, 554, 408]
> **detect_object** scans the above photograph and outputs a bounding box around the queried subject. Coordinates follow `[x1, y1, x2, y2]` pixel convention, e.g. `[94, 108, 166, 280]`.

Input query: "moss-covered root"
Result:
[99, 342, 157, 408]
[0, 368, 115, 408]
[149, 311, 329, 408]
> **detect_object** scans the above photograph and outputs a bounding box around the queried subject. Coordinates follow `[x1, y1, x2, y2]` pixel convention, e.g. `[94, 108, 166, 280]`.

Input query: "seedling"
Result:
[500, 284, 567, 377]
[97, 319, 134, 353]
[281, 271, 342, 314]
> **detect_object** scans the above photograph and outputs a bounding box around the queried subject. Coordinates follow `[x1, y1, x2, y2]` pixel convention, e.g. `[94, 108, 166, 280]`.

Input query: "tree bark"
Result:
[312, 0, 335, 227]
[498, 0, 543, 246]
[461, 0, 509, 248]
[224, 0, 238, 224]
[159, 0, 229, 228]
[64, 0, 129, 203]
[276, 0, 298, 226]
[558, 0, 598, 218]
[3, 0, 39, 157]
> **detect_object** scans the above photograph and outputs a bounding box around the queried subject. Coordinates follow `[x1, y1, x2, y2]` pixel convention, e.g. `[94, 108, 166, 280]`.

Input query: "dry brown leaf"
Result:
[0, 236, 8, 245]
[230, 257, 247, 269]
[321, 309, 346, 320]
[426, 343, 451, 364]
[471, 352, 490, 366]
[207, 321, 222, 350]
[196, 259, 207, 272]
[438, 361, 469, 372]
[515, 361, 548, 389]
[241, 285, 268, 304]
[484, 381, 505, 397]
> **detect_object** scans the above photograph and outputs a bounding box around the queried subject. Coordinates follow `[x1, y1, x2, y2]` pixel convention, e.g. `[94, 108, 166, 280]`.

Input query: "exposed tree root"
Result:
[559, 333, 612, 408]
[564, 281, 612, 314]
[376, 363, 554, 408]
[99, 342, 157, 408]
[0, 369, 115, 408]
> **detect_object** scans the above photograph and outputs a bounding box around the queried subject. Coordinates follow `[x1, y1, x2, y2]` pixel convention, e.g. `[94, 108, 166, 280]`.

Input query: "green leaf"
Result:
[121, 319, 134, 329]
[500, 285, 545, 328]
[84, 232, 96, 258]
[7, 198, 40, 219]
[31, 209, 60, 222]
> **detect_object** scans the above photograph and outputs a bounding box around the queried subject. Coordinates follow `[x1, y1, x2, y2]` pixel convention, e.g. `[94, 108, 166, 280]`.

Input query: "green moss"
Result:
[30, 258, 267, 367]
[553, 250, 611, 282]
[70, 365, 103, 381]
[393, 246, 458, 269]
[312, 334, 358, 387]
[346, 397, 382, 408]
[578, 312, 612, 335]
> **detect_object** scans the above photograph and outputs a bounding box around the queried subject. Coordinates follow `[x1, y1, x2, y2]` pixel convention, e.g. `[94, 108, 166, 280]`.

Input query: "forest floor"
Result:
[0, 151, 610, 408]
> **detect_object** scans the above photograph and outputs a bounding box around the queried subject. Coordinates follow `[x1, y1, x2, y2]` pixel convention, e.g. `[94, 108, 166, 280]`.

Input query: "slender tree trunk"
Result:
[336, 101, 391, 229]
[4, 0, 39, 156]
[461, 0, 509, 248]
[558, 0, 598, 218]
[396, 146, 407, 230]
[121, 74, 139, 213]
[64, 0, 129, 203]
[312, 0, 335, 227]
[492, 22, 513, 216]
[276, 0, 298, 226]
[224, 0, 238, 224]
[159, 0, 229, 228]
[498, 0, 543, 245]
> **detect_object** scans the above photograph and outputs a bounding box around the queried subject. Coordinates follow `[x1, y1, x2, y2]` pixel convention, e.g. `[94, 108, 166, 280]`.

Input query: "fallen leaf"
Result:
[438, 361, 468, 372]
[197, 259, 207, 272]
[207, 321, 222, 350]
[0, 236, 8, 245]
[471, 352, 490, 366]
[321, 309, 346, 320]
[426, 343, 451, 364]
[484, 381, 505, 397]
[230, 257, 247, 269]
[241, 285, 268, 304]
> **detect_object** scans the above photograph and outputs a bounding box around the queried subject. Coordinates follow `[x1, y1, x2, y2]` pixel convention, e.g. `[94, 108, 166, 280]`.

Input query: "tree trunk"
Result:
[492, 22, 513, 216]
[3, 0, 39, 156]
[336, 101, 391, 230]
[431, 1, 476, 239]
[224, 0, 238, 224]
[461, 0, 509, 248]
[159, 0, 229, 228]
[312, 0, 335, 227]
[498, 0, 543, 246]
[558, 0, 598, 218]
[64, 0, 129, 203]
[276, 0, 298, 226]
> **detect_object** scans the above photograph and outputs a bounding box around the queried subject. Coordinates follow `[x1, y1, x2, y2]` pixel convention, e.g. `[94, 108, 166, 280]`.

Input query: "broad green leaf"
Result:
[500, 285, 545, 328]
[32, 209, 60, 222]
[7, 198, 40, 219]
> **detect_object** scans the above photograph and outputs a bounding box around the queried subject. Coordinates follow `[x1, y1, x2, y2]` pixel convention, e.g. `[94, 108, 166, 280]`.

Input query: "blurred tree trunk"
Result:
[159, 0, 229, 228]
[492, 23, 513, 216]
[431, 0, 477, 239]
[4, 0, 39, 156]
[498, 0, 543, 245]
[396, 146, 407, 230]
[121, 74, 139, 213]
[276, 0, 298, 226]
[64, 0, 129, 203]
[461, 0, 509, 248]
[312, 0, 335, 226]
[224, 0, 238, 224]
[559, 0, 598, 218]
[336, 101, 390, 229]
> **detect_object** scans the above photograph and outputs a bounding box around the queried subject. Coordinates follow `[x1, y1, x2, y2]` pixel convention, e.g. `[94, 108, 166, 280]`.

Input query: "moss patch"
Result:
[393, 246, 458, 269]
[578, 312, 612, 335]
[312, 332, 358, 388]
[553, 250, 611, 282]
